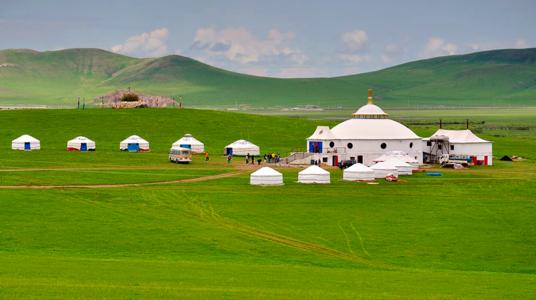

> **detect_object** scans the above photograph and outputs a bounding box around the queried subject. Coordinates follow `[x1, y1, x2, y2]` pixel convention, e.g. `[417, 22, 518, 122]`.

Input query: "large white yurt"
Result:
[120, 135, 150, 152]
[172, 134, 204, 154]
[384, 158, 413, 175]
[373, 151, 419, 169]
[343, 163, 375, 181]
[67, 136, 96, 151]
[12, 135, 40, 151]
[225, 139, 260, 156]
[298, 165, 330, 184]
[250, 167, 283, 185]
[370, 161, 399, 178]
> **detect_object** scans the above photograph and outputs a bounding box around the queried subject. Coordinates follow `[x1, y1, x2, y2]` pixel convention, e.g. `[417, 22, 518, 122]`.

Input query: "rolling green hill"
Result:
[1, 48, 535, 107]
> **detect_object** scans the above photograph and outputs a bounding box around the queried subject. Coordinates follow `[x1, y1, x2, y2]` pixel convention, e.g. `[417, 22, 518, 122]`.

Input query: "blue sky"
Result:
[1, 0, 534, 77]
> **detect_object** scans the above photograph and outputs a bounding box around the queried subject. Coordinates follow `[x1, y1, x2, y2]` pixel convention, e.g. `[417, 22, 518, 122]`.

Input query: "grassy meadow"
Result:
[0, 108, 535, 299]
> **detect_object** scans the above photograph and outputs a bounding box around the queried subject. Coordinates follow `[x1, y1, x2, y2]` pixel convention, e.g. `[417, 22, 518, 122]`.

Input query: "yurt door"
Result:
[226, 147, 233, 155]
[24, 142, 31, 150]
[128, 143, 140, 152]
[332, 155, 338, 166]
[80, 143, 87, 151]
[357, 155, 363, 164]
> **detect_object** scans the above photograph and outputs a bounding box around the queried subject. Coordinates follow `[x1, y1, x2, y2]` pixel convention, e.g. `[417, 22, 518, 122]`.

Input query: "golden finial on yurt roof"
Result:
[367, 88, 373, 104]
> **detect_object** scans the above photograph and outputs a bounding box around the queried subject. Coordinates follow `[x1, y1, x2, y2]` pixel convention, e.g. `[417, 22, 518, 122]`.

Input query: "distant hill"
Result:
[0, 48, 535, 108]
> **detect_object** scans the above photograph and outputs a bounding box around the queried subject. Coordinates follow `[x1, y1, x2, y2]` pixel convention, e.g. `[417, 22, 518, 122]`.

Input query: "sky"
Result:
[1, 0, 535, 77]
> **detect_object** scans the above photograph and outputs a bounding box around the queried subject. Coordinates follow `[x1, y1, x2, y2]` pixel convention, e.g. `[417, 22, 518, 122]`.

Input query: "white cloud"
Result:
[339, 54, 370, 64]
[381, 43, 404, 63]
[191, 27, 306, 65]
[276, 67, 318, 78]
[341, 30, 368, 52]
[422, 37, 458, 58]
[514, 39, 528, 48]
[239, 67, 269, 77]
[111, 28, 169, 57]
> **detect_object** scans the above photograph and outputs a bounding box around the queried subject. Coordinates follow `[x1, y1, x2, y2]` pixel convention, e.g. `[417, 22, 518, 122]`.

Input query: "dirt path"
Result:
[0, 171, 243, 190]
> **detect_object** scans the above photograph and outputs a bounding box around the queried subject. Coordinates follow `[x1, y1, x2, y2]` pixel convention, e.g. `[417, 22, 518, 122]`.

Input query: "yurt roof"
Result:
[352, 89, 388, 118]
[175, 134, 203, 145]
[68, 136, 94, 143]
[345, 163, 373, 172]
[227, 139, 258, 148]
[331, 119, 420, 140]
[370, 161, 398, 170]
[307, 126, 337, 140]
[430, 129, 490, 144]
[299, 165, 330, 175]
[384, 157, 412, 167]
[13, 134, 39, 143]
[121, 135, 148, 143]
[251, 167, 282, 176]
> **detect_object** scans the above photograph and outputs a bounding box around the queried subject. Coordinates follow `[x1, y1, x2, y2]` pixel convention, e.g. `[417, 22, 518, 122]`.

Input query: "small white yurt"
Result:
[298, 165, 330, 184]
[120, 135, 150, 152]
[250, 167, 283, 185]
[384, 158, 413, 175]
[12, 135, 40, 151]
[370, 161, 399, 178]
[343, 163, 375, 181]
[172, 134, 204, 154]
[225, 139, 260, 156]
[67, 136, 95, 151]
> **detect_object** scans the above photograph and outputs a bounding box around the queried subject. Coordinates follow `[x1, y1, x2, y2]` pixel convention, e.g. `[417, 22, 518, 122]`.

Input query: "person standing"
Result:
[205, 152, 209, 161]
[227, 154, 232, 164]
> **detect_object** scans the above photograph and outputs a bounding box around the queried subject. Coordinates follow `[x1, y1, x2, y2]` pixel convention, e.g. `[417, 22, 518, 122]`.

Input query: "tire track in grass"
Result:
[0, 171, 243, 189]
[186, 201, 394, 269]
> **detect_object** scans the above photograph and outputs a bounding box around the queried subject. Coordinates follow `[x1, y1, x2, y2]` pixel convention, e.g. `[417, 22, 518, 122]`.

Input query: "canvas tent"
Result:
[298, 165, 330, 184]
[384, 158, 412, 175]
[172, 134, 204, 154]
[12, 135, 40, 151]
[67, 136, 95, 151]
[224, 139, 260, 156]
[370, 161, 399, 178]
[120, 135, 150, 152]
[343, 163, 375, 181]
[427, 129, 493, 165]
[250, 167, 283, 185]
[373, 151, 419, 169]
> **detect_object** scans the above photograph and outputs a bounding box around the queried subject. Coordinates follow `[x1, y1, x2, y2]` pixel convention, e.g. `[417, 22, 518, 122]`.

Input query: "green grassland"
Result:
[1, 48, 536, 107]
[0, 108, 535, 299]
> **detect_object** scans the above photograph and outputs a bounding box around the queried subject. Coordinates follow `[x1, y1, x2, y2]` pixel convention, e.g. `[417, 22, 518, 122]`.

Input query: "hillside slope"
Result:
[0, 48, 535, 107]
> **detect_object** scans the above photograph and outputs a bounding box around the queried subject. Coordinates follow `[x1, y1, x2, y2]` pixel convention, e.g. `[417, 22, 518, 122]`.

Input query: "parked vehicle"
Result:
[338, 159, 356, 169]
[169, 147, 192, 164]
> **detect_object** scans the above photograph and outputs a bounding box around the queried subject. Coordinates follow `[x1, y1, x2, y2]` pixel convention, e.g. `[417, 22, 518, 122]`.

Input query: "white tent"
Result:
[428, 129, 493, 165]
[384, 158, 413, 175]
[225, 139, 260, 156]
[67, 136, 95, 151]
[120, 135, 150, 152]
[343, 163, 375, 181]
[172, 134, 204, 154]
[370, 161, 399, 178]
[298, 165, 330, 184]
[373, 151, 419, 169]
[12, 134, 40, 151]
[250, 167, 283, 185]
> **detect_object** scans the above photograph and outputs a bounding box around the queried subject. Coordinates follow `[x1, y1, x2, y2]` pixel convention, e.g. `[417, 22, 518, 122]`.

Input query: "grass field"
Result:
[0, 108, 535, 299]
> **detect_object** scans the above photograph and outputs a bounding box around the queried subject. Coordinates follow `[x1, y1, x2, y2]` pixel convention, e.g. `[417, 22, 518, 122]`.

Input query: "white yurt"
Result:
[384, 158, 413, 175]
[225, 139, 260, 156]
[250, 167, 283, 185]
[172, 134, 204, 154]
[12, 135, 40, 151]
[120, 135, 150, 152]
[298, 165, 330, 184]
[370, 161, 399, 178]
[67, 136, 95, 151]
[373, 151, 419, 169]
[343, 163, 375, 181]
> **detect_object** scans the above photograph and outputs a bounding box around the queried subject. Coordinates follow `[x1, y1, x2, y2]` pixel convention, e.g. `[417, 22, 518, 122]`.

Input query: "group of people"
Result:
[263, 153, 281, 164]
[245, 153, 262, 165]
